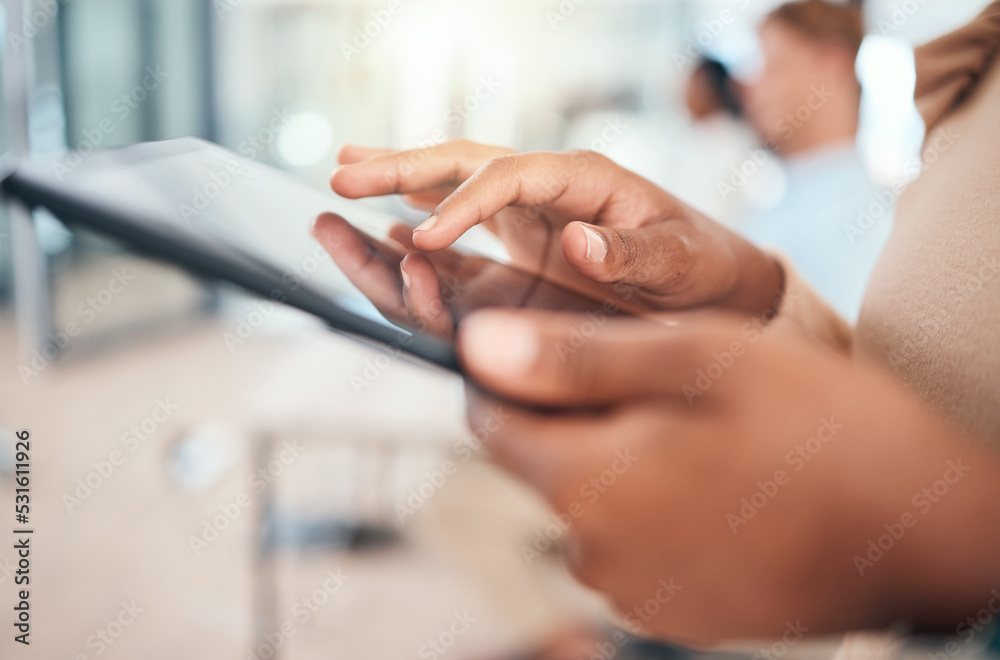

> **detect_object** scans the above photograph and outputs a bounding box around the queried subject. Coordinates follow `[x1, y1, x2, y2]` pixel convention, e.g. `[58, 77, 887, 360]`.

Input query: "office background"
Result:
[0, 1, 993, 658]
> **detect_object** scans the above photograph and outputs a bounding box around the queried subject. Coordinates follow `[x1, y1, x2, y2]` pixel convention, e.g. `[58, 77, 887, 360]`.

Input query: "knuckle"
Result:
[661, 232, 695, 283]
[482, 152, 521, 173]
[613, 230, 643, 276]
[470, 154, 522, 192]
[565, 149, 591, 172]
[566, 148, 610, 171]
[444, 139, 478, 173]
[667, 240, 698, 296]
[468, 141, 515, 168]
[636, 229, 696, 296]
[384, 161, 403, 190]
[565, 148, 599, 162]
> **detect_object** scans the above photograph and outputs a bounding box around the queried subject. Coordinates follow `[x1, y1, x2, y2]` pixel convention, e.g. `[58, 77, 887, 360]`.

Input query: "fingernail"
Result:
[462, 312, 539, 378]
[400, 263, 411, 289]
[413, 213, 438, 234]
[581, 225, 607, 263]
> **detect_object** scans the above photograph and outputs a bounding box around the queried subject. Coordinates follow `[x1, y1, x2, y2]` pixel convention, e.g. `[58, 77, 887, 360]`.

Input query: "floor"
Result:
[0, 253, 605, 659]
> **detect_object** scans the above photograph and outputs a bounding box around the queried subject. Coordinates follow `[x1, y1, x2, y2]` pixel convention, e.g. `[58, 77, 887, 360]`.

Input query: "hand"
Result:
[456, 309, 1000, 645]
[331, 141, 784, 316]
[311, 212, 615, 341]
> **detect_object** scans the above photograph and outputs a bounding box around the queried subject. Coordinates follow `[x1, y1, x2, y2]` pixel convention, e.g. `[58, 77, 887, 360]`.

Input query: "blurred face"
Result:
[685, 68, 720, 122]
[744, 20, 830, 145]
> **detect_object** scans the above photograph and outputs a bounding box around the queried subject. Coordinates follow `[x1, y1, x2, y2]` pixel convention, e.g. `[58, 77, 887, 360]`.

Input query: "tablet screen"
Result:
[3, 138, 615, 371]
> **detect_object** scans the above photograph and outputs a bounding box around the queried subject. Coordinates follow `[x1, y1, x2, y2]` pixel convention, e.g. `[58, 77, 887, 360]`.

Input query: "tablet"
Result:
[1, 138, 612, 373]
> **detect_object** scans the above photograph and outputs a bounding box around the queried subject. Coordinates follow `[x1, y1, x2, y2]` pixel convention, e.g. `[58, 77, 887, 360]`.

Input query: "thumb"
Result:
[457, 309, 742, 407]
[561, 220, 736, 308]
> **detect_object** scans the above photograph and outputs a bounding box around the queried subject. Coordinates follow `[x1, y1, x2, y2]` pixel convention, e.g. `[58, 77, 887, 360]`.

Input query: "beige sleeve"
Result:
[913, 0, 1000, 133]
[766, 252, 854, 355]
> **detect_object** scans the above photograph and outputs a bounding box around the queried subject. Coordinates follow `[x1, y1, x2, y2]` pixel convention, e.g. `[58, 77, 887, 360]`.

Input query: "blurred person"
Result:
[738, 0, 892, 322]
[686, 58, 741, 122]
[654, 57, 761, 228]
[316, 1, 1000, 657]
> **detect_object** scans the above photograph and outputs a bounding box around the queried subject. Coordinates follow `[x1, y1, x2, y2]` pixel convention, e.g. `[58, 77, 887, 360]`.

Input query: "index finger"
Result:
[330, 140, 513, 200]
[410, 151, 677, 252]
[337, 145, 393, 165]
